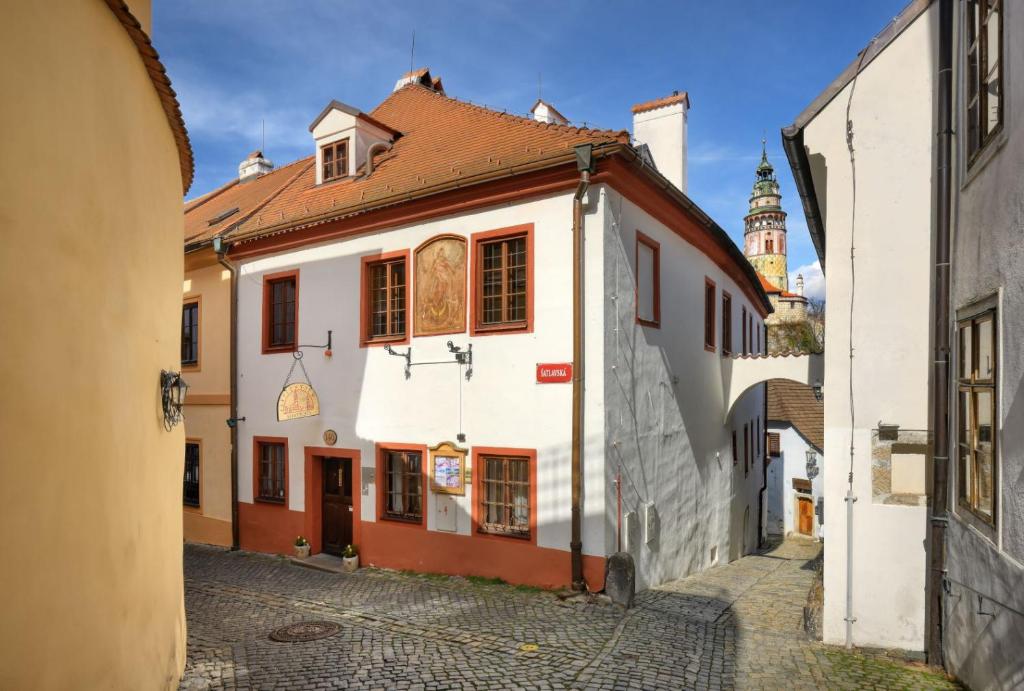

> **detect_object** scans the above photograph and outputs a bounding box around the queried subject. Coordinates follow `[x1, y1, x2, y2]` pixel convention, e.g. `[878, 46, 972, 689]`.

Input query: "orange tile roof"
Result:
[758, 272, 783, 294]
[183, 157, 312, 247]
[224, 84, 630, 242]
[631, 91, 690, 114]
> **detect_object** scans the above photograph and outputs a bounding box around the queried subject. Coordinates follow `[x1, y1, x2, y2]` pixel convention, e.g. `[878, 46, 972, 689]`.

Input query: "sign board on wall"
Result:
[536, 363, 573, 384]
[429, 441, 467, 495]
[277, 383, 319, 421]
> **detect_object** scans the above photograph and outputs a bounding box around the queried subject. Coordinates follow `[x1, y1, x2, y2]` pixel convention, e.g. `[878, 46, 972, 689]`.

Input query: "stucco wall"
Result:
[943, 2, 1024, 688]
[765, 424, 823, 538]
[802, 4, 937, 651]
[183, 255, 233, 546]
[233, 192, 607, 588]
[0, 0, 186, 687]
[601, 186, 766, 590]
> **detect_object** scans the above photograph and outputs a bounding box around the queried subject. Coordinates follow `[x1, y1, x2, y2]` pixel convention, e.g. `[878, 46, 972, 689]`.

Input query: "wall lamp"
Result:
[812, 380, 823, 402]
[226, 417, 246, 429]
[806, 448, 819, 480]
[160, 370, 189, 431]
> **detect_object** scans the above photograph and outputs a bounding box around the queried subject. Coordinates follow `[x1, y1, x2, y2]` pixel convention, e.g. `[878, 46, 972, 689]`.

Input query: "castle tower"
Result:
[743, 141, 789, 291]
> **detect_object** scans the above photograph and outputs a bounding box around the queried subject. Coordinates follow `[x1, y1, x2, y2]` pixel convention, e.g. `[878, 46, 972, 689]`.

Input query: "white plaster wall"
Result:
[632, 104, 687, 193]
[235, 192, 606, 559]
[943, 2, 1024, 687]
[600, 185, 766, 590]
[802, 4, 937, 651]
[766, 423, 823, 538]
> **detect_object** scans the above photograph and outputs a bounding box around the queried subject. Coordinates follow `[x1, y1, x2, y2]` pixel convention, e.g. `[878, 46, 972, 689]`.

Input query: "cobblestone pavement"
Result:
[181, 540, 960, 690]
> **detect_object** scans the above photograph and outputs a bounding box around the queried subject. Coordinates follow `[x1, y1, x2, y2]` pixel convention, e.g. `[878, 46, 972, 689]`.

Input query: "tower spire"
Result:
[742, 143, 789, 291]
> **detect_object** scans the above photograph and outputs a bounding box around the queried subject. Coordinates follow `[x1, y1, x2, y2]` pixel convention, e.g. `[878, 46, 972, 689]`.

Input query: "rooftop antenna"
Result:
[409, 31, 415, 73]
[538, 72, 542, 101]
[261, 118, 265, 153]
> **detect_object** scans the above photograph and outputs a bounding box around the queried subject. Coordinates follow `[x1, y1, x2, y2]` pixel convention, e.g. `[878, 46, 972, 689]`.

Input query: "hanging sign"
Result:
[536, 363, 573, 384]
[278, 382, 319, 421]
[429, 441, 467, 495]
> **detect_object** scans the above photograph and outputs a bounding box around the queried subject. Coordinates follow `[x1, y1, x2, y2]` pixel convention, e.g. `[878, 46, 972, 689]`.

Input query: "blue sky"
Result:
[156, 0, 908, 299]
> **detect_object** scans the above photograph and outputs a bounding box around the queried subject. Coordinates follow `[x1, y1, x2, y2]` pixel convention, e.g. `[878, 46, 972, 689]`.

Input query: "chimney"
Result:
[238, 150, 273, 182]
[796, 273, 805, 296]
[530, 99, 568, 125]
[631, 90, 689, 193]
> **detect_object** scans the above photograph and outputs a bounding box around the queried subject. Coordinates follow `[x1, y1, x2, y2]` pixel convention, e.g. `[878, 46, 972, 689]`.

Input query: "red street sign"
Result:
[536, 363, 573, 383]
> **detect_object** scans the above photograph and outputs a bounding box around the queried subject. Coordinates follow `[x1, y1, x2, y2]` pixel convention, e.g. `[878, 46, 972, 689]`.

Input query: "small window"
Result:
[322, 140, 349, 182]
[183, 442, 200, 507]
[757, 417, 761, 457]
[365, 255, 407, 343]
[965, 0, 1003, 163]
[474, 229, 531, 333]
[263, 272, 297, 353]
[957, 309, 997, 526]
[744, 423, 750, 476]
[382, 449, 423, 522]
[756, 321, 761, 354]
[768, 432, 781, 457]
[182, 300, 199, 366]
[257, 441, 286, 503]
[636, 232, 660, 326]
[479, 454, 530, 538]
[749, 314, 754, 353]
[722, 292, 733, 355]
[704, 278, 716, 351]
[766, 237, 774, 254]
[732, 431, 738, 466]
[741, 306, 748, 355]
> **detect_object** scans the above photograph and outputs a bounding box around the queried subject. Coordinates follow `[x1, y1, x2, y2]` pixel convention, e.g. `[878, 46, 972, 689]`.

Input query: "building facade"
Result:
[785, 2, 1023, 686]
[0, 1, 192, 687]
[200, 73, 771, 591]
[765, 380, 824, 540]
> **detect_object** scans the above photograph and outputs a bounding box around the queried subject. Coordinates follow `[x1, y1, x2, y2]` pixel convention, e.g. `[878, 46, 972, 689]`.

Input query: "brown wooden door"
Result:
[798, 497, 814, 535]
[322, 457, 353, 556]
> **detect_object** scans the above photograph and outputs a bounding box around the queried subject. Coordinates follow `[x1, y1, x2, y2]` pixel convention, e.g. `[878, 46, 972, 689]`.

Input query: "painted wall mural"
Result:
[414, 235, 466, 336]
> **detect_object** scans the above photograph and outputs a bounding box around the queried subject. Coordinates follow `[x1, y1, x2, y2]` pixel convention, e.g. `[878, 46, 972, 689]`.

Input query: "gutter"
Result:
[926, 0, 953, 666]
[781, 127, 827, 271]
[214, 241, 241, 551]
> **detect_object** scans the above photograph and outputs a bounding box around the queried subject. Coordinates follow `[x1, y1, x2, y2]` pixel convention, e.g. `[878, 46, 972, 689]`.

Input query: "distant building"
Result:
[742, 146, 810, 350]
[765, 380, 824, 540]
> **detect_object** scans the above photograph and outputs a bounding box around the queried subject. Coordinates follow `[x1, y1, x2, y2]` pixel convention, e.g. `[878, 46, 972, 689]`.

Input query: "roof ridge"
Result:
[390, 83, 630, 142]
[221, 158, 315, 239]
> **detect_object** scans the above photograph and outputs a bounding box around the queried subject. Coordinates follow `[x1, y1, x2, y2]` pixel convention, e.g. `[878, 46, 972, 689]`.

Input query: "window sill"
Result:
[380, 514, 424, 527]
[704, 344, 716, 353]
[262, 345, 296, 355]
[637, 318, 661, 329]
[255, 497, 287, 506]
[962, 126, 1008, 190]
[477, 528, 530, 541]
[183, 503, 201, 513]
[362, 334, 409, 348]
[955, 499, 997, 539]
[471, 322, 531, 337]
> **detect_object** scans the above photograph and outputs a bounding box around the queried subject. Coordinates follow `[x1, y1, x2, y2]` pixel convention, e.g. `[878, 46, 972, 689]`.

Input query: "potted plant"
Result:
[294, 536, 310, 559]
[342, 544, 359, 572]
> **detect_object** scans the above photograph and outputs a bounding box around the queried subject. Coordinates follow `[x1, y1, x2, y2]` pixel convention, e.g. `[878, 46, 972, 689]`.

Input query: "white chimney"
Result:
[796, 273, 805, 296]
[631, 91, 689, 193]
[530, 99, 568, 125]
[238, 150, 273, 182]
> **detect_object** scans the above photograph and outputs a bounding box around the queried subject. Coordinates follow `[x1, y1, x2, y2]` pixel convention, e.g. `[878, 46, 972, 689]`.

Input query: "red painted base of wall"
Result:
[238, 501, 605, 591]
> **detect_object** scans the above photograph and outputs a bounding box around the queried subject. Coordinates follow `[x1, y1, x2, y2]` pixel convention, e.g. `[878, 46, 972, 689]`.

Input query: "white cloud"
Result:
[789, 261, 825, 301]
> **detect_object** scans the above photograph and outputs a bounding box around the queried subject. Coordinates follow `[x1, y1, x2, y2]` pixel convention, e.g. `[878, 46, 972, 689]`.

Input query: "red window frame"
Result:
[262, 269, 299, 354]
[470, 224, 534, 336]
[703, 277, 716, 351]
[636, 231, 661, 328]
[722, 291, 733, 356]
[359, 250, 411, 348]
[741, 306, 748, 355]
[471, 446, 537, 544]
[321, 139, 349, 182]
[253, 436, 289, 505]
[375, 442, 428, 526]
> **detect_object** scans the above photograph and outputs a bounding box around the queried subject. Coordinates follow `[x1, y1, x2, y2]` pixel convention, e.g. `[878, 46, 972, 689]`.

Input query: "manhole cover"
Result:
[269, 621, 341, 642]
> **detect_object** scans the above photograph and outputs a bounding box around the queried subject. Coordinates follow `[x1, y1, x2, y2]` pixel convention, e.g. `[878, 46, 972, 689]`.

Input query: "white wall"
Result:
[235, 191, 607, 558]
[766, 423, 823, 538]
[802, 4, 937, 650]
[600, 185, 766, 589]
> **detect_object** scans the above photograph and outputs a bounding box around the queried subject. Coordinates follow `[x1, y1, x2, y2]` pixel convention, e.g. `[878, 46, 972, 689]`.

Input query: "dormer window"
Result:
[322, 140, 349, 182]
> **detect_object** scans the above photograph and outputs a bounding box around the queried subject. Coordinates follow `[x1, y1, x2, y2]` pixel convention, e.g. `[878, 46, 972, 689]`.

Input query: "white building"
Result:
[765, 379, 824, 540]
[205, 70, 773, 591]
[783, 2, 1023, 685]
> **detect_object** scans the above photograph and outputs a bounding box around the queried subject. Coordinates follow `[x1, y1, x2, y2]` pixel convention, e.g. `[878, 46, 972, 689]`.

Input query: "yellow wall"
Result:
[183, 253, 233, 546]
[0, 1, 186, 688]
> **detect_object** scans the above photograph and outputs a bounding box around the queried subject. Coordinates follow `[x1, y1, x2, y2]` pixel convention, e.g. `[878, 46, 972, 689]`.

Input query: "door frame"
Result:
[304, 446, 362, 555]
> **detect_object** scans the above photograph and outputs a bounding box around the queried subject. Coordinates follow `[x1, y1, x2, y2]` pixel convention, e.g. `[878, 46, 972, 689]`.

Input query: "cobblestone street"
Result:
[181, 540, 959, 690]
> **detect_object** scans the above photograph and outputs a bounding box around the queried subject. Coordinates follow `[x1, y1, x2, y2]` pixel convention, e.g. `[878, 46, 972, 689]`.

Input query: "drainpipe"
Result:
[926, 0, 953, 667]
[571, 144, 595, 591]
[214, 238, 240, 551]
[757, 381, 768, 548]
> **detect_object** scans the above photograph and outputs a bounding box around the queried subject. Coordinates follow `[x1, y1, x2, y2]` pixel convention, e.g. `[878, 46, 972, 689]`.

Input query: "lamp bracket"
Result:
[383, 341, 473, 381]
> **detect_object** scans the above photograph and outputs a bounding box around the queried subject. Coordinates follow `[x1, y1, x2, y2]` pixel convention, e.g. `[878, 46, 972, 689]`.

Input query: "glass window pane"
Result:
[958, 390, 972, 503]
[974, 390, 994, 519]
[637, 241, 656, 322]
[959, 324, 972, 380]
[976, 317, 994, 381]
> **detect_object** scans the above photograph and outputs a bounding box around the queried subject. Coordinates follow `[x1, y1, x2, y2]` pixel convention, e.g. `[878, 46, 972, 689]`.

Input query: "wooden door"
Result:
[322, 457, 353, 556]
[797, 497, 814, 535]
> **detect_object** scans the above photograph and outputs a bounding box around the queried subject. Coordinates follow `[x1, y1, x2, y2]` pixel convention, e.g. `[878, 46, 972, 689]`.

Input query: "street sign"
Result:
[536, 363, 572, 383]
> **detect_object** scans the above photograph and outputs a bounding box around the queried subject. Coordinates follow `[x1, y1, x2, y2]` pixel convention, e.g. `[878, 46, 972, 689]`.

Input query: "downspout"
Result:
[926, 0, 953, 667]
[757, 380, 768, 548]
[571, 144, 595, 591]
[215, 240, 240, 551]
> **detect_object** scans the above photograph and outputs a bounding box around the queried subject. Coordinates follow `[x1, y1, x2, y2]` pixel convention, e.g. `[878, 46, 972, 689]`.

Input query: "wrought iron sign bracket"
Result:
[383, 341, 473, 381]
[296, 330, 332, 355]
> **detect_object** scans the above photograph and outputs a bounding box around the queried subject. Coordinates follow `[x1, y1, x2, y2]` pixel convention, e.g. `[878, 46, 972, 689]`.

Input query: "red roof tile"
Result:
[767, 379, 823, 451]
[631, 92, 690, 114]
[225, 84, 629, 242]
